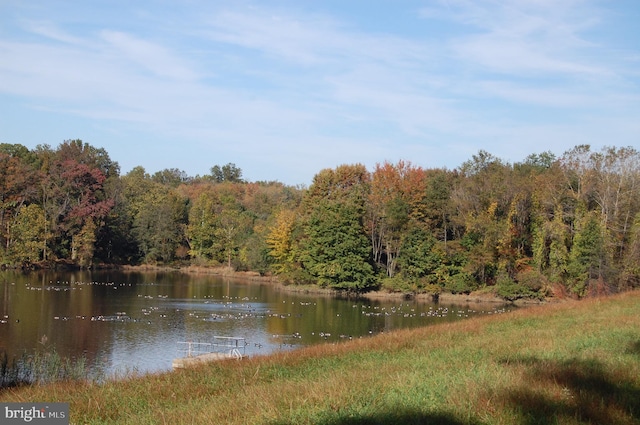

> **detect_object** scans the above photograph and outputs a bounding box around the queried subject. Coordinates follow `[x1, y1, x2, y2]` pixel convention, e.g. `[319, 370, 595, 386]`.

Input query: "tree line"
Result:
[1, 140, 639, 299]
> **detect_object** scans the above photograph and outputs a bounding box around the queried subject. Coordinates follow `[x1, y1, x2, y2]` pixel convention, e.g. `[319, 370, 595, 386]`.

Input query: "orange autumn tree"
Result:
[367, 160, 428, 277]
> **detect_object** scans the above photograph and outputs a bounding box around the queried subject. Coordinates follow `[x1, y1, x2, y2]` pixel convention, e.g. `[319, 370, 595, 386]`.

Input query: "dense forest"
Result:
[1, 140, 639, 300]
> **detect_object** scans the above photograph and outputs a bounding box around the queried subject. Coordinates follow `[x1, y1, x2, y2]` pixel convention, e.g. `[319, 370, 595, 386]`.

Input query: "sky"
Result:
[1, 1, 639, 185]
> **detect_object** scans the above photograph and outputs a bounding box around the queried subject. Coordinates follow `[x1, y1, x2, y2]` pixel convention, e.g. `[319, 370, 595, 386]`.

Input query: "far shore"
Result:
[117, 264, 545, 306]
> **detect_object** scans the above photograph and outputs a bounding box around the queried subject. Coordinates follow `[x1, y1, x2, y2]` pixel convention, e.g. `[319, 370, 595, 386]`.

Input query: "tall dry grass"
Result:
[1, 291, 639, 424]
[1, 349, 91, 388]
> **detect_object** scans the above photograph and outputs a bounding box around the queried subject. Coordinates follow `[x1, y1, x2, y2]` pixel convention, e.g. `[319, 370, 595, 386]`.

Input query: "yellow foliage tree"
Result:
[266, 209, 297, 274]
[8, 204, 46, 264]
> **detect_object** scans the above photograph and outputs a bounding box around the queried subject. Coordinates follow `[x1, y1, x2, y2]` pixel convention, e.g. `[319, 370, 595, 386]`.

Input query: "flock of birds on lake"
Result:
[1, 280, 511, 351]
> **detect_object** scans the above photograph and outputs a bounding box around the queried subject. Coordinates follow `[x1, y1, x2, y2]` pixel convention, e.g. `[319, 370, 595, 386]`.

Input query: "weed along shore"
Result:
[2, 291, 639, 424]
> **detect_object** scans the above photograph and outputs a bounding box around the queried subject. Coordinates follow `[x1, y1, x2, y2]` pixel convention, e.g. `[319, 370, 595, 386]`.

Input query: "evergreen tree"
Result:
[567, 212, 607, 296]
[396, 224, 440, 285]
[302, 200, 375, 291]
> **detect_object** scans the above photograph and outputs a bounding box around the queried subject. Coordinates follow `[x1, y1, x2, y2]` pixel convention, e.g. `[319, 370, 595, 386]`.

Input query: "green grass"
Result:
[1, 292, 639, 424]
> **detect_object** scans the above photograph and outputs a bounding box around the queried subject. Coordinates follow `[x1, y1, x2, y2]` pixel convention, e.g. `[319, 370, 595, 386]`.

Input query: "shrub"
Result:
[280, 268, 315, 285]
[516, 268, 545, 292]
[495, 272, 542, 301]
[381, 275, 414, 293]
[444, 272, 476, 294]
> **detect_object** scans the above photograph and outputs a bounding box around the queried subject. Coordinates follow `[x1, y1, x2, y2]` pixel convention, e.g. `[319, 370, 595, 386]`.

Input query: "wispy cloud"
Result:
[201, 7, 455, 137]
[422, 0, 611, 78]
[100, 31, 201, 81]
[21, 20, 87, 45]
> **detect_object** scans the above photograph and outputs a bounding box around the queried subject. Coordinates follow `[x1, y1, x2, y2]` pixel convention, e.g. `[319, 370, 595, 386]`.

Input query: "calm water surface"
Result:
[0, 270, 512, 377]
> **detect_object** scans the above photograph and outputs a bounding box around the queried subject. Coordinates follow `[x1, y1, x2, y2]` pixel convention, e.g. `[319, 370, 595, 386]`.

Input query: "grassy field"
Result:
[2, 291, 639, 424]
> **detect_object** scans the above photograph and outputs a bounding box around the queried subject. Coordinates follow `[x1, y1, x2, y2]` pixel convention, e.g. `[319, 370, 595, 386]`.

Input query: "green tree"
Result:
[516, 151, 556, 173]
[533, 204, 571, 284]
[243, 230, 272, 275]
[7, 204, 46, 265]
[452, 151, 517, 286]
[302, 201, 375, 291]
[210, 163, 243, 183]
[301, 164, 375, 291]
[152, 168, 191, 187]
[460, 201, 502, 286]
[384, 196, 411, 276]
[94, 176, 139, 264]
[396, 224, 440, 285]
[215, 201, 253, 268]
[0, 143, 36, 162]
[123, 167, 187, 263]
[187, 192, 219, 261]
[567, 211, 607, 296]
[132, 190, 187, 263]
[185, 188, 254, 267]
[422, 169, 456, 245]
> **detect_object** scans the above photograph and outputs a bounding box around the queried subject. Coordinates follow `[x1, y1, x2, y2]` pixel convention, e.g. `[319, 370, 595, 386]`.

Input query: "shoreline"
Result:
[118, 264, 545, 306]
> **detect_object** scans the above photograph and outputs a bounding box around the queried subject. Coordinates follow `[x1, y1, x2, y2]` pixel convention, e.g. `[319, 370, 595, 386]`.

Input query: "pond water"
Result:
[0, 270, 512, 378]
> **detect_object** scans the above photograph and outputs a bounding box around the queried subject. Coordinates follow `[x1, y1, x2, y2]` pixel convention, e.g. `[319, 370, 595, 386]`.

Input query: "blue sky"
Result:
[1, 1, 639, 185]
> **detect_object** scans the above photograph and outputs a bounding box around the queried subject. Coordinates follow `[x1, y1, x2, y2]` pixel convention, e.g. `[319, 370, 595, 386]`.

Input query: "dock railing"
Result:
[177, 337, 246, 359]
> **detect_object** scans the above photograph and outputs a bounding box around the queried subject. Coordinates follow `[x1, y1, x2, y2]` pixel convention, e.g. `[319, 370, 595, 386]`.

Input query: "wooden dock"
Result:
[173, 337, 247, 369]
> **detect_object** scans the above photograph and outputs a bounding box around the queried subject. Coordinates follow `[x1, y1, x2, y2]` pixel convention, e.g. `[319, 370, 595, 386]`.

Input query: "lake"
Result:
[0, 270, 511, 378]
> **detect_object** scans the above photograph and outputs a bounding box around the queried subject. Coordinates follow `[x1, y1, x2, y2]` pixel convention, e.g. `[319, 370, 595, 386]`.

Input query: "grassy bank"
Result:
[2, 292, 639, 424]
